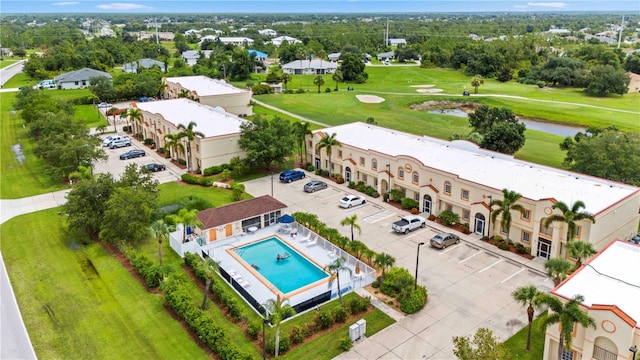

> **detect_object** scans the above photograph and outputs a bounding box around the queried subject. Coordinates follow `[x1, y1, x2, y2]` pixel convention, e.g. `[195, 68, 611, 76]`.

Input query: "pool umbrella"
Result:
[278, 214, 295, 224]
[355, 262, 361, 275]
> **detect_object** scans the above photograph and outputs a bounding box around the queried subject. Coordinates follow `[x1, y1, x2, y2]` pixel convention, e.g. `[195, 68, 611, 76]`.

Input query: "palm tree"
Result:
[347, 240, 367, 260]
[313, 75, 325, 93]
[332, 69, 343, 91]
[168, 208, 203, 242]
[157, 81, 168, 99]
[107, 106, 119, 132]
[281, 72, 292, 90]
[544, 200, 595, 243]
[148, 220, 172, 266]
[565, 240, 596, 269]
[470, 75, 484, 94]
[178, 88, 191, 98]
[538, 293, 596, 360]
[511, 285, 543, 351]
[164, 133, 185, 162]
[325, 257, 352, 305]
[201, 258, 218, 310]
[264, 296, 296, 358]
[490, 188, 525, 241]
[340, 214, 361, 241]
[127, 108, 142, 135]
[374, 253, 396, 283]
[177, 121, 205, 172]
[544, 257, 574, 286]
[292, 121, 312, 166]
[315, 132, 341, 175]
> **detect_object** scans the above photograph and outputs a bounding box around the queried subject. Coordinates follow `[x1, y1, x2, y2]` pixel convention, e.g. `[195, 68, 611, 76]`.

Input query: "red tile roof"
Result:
[197, 195, 287, 229]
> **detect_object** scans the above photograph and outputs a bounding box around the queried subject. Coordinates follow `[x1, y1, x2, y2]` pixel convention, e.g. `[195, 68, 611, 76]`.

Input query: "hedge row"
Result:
[202, 163, 233, 177]
[374, 267, 428, 314]
[120, 245, 173, 288]
[181, 173, 213, 187]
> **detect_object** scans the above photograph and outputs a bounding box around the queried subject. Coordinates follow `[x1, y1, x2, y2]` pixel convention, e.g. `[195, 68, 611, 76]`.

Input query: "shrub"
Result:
[144, 138, 155, 145]
[333, 305, 349, 323]
[289, 325, 307, 344]
[178, 158, 187, 165]
[356, 181, 366, 192]
[493, 235, 503, 242]
[371, 191, 380, 198]
[203, 165, 223, 176]
[401, 197, 419, 210]
[439, 210, 460, 225]
[252, 84, 274, 95]
[365, 186, 376, 196]
[296, 88, 306, 94]
[348, 296, 371, 314]
[315, 168, 322, 175]
[382, 192, 389, 202]
[247, 319, 262, 340]
[515, 243, 527, 254]
[325, 87, 332, 93]
[399, 286, 428, 314]
[157, 147, 165, 154]
[461, 223, 470, 234]
[410, 207, 419, 214]
[266, 334, 291, 355]
[428, 214, 437, 221]
[315, 310, 334, 330]
[340, 337, 353, 351]
[380, 267, 414, 298]
[389, 189, 403, 202]
[306, 164, 315, 172]
[536, 81, 546, 88]
[498, 242, 511, 251]
[348, 181, 356, 189]
[525, 246, 532, 254]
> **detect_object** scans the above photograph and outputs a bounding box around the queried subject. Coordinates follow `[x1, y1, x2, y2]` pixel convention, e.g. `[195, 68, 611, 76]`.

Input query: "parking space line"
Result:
[320, 191, 342, 201]
[478, 259, 503, 273]
[404, 228, 430, 239]
[438, 243, 463, 255]
[346, 204, 369, 213]
[458, 250, 483, 263]
[501, 268, 526, 283]
[362, 209, 386, 220]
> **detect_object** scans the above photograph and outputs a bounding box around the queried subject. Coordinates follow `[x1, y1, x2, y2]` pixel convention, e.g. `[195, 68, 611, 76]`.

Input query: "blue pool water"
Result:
[234, 237, 329, 293]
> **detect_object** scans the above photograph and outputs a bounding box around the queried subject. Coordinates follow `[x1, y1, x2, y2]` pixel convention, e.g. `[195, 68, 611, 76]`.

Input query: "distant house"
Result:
[162, 75, 253, 116]
[388, 38, 407, 46]
[0, 48, 13, 57]
[258, 29, 277, 36]
[54, 68, 112, 90]
[181, 50, 213, 66]
[281, 59, 338, 75]
[248, 49, 268, 61]
[123, 58, 166, 73]
[328, 52, 341, 62]
[269, 36, 301, 47]
[198, 35, 218, 44]
[376, 51, 395, 61]
[218, 37, 254, 46]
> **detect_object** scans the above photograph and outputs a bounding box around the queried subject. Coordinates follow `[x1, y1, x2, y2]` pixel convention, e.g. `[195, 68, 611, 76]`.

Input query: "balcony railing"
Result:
[593, 345, 617, 360]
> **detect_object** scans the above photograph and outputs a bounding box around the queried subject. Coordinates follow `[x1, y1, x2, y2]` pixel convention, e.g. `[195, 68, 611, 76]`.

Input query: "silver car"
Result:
[430, 233, 460, 249]
[303, 180, 328, 193]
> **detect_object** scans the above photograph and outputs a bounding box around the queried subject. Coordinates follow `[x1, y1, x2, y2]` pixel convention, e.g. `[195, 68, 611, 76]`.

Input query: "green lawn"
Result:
[0, 59, 23, 69]
[503, 312, 547, 360]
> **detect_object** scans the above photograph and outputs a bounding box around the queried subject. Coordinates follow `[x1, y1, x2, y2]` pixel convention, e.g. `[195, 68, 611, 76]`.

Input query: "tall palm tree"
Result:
[564, 240, 596, 269]
[292, 121, 312, 166]
[315, 132, 341, 175]
[127, 107, 143, 135]
[264, 296, 296, 358]
[157, 81, 168, 99]
[332, 69, 343, 91]
[340, 214, 361, 241]
[200, 258, 219, 310]
[177, 121, 205, 172]
[313, 75, 325, 93]
[511, 285, 543, 351]
[544, 257, 574, 286]
[374, 253, 396, 283]
[544, 200, 595, 243]
[168, 208, 203, 242]
[164, 133, 185, 162]
[325, 257, 352, 305]
[107, 106, 119, 132]
[538, 293, 596, 360]
[148, 219, 172, 266]
[490, 188, 525, 241]
[470, 75, 484, 94]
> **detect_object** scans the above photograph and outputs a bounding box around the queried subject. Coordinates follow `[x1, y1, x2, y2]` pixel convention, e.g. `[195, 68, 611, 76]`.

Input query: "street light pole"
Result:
[486, 195, 492, 239]
[415, 242, 425, 289]
[630, 345, 637, 360]
[386, 164, 391, 193]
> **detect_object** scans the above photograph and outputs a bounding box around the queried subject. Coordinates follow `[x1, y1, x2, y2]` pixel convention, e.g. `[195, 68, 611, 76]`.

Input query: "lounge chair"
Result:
[232, 273, 243, 281]
[238, 280, 250, 288]
[306, 238, 318, 247]
[298, 233, 312, 242]
[328, 249, 336, 258]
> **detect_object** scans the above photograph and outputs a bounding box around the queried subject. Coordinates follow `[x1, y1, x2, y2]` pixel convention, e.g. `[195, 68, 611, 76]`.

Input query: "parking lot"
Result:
[243, 172, 553, 359]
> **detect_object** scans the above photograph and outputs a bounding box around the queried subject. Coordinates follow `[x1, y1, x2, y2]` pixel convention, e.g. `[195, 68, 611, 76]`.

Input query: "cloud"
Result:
[53, 2, 79, 6]
[513, 5, 528, 8]
[95, 3, 151, 11]
[527, 2, 567, 8]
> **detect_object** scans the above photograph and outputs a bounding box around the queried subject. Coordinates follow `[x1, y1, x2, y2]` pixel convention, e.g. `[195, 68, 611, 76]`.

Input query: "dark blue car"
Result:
[279, 170, 305, 183]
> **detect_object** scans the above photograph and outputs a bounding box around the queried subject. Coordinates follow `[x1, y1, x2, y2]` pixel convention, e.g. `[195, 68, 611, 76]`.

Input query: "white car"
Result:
[339, 194, 366, 208]
[97, 102, 113, 109]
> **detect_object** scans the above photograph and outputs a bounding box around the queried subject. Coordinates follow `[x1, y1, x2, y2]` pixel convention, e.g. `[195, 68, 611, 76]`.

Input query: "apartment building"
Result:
[162, 75, 253, 116]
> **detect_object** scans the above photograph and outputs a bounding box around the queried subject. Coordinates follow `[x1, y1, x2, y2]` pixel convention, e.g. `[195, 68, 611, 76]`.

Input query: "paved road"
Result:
[0, 61, 25, 87]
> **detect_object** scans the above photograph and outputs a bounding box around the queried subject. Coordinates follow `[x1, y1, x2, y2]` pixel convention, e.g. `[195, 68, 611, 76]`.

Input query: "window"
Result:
[337, 150, 342, 158]
[412, 171, 419, 184]
[501, 225, 508, 234]
[522, 209, 531, 221]
[575, 225, 582, 239]
[374, 178, 378, 187]
[398, 167, 404, 180]
[560, 349, 574, 360]
[195, 144, 200, 153]
[414, 193, 420, 202]
[463, 209, 470, 220]
[372, 158, 377, 170]
[444, 181, 452, 195]
[308, 140, 312, 149]
[360, 157, 365, 166]
[461, 189, 469, 201]
[445, 203, 453, 212]
[521, 231, 531, 243]
[363, 174, 368, 183]
[400, 187, 406, 196]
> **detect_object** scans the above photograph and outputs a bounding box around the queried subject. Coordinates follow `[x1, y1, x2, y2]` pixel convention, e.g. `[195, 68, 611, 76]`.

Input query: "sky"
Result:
[1, 0, 639, 14]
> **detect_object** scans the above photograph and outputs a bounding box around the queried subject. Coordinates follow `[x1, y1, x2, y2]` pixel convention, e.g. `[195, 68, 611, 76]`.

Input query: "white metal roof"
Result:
[315, 123, 638, 214]
[164, 75, 249, 96]
[136, 98, 247, 138]
[554, 240, 640, 325]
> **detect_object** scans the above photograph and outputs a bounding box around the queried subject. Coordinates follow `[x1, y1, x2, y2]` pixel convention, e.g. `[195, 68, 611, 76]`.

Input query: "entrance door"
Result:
[345, 167, 352, 182]
[315, 158, 321, 170]
[225, 224, 232, 237]
[537, 238, 552, 259]
[423, 195, 432, 214]
[474, 214, 485, 235]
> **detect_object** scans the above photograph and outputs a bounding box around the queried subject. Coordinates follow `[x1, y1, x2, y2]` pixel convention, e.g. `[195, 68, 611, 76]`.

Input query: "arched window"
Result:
[397, 167, 404, 180]
[412, 171, 419, 184]
[444, 181, 452, 195]
[372, 158, 378, 170]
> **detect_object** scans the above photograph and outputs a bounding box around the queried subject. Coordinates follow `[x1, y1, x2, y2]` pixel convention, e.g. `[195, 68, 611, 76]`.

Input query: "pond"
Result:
[427, 109, 585, 137]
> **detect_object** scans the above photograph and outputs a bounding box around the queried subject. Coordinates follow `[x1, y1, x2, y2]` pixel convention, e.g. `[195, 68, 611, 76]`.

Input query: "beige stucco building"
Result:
[543, 240, 640, 360]
[134, 98, 247, 171]
[161, 75, 253, 116]
[309, 123, 640, 259]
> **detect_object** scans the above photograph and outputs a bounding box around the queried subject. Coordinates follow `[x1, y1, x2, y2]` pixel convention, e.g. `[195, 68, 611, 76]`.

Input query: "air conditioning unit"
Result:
[349, 323, 360, 342]
[356, 319, 366, 337]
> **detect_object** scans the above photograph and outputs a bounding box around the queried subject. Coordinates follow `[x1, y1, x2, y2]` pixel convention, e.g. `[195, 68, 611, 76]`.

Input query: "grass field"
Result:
[503, 312, 547, 359]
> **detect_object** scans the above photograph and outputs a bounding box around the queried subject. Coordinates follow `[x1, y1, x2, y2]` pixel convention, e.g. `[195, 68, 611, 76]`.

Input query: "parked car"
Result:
[144, 163, 166, 172]
[430, 233, 460, 249]
[138, 97, 156, 102]
[339, 194, 366, 208]
[33, 80, 56, 89]
[109, 136, 131, 149]
[303, 180, 328, 193]
[629, 233, 640, 245]
[279, 170, 305, 183]
[119, 149, 145, 160]
[97, 102, 113, 108]
[392, 215, 426, 234]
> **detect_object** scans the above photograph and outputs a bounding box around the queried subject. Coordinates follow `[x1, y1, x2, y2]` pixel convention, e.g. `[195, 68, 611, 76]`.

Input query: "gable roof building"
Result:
[281, 59, 338, 75]
[328, 52, 341, 62]
[54, 68, 112, 89]
[162, 75, 252, 116]
[269, 35, 302, 46]
[123, 58, 165, 73]
[218, 37, 254, 46]
[181, 50, 214, 66]
[388, 38, 407, 46]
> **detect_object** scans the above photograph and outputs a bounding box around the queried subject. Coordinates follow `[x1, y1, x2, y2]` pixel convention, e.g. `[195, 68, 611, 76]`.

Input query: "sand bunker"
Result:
[410, 84, 436, 88]
[416, 88, 444, 93]
[356, 95, 386, 103]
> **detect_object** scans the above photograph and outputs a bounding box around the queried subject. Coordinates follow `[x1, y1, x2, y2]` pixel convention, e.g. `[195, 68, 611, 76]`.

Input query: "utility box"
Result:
[356, 319, 367, 337]
[349, 323, 360, 342]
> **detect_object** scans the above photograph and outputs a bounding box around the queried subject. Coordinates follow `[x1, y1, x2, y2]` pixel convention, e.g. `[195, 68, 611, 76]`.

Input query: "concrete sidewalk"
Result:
[1, 189, 70, 225]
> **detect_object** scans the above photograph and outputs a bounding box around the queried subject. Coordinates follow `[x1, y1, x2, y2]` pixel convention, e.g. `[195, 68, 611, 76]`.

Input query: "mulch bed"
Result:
[485, 238, 535, 260]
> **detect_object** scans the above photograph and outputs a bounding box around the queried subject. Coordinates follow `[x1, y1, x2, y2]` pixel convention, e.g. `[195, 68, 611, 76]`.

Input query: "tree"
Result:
[468, 105, 526, 155]
[340, 214, 361, 242]
[238, 115, 295, 170]
[470, 75, 484, 94]
[452, 327, 512, 360]
[623, 52, 640, 74]
[374, 252, 395, 283]
[332, 69, 343, 90]
[544, 258, 574, 286]
[538, 293, 596, 360]
[584, 65, 629, 96]
[325, 257, 352, 305]
[89, 76, 116, 102]
[265, 296, 296, 358]
[168, 208, 203, 242]
[68, 165, 93, 183]
[313, 75, 325, 93]
[291, 121, 312, 166]
[281, 72, 292, 90]
[201, 258, 219, 310]
[164, 133, 185, 162]
[64, 173, 116, 237]
[127, 107, 143, 135]
[177, 121, 204, 172]
[231, 182, 245, 201]
[315, 132, 342, 174]
[489, 189, 525, 241]
[564, 240, 596, 269]
[511, 285, 543, 351]
[339, 53, 367, 82]
[148, 220, 172, 266]
[99, 186, 157, 244]
[544, 200, 595, 244]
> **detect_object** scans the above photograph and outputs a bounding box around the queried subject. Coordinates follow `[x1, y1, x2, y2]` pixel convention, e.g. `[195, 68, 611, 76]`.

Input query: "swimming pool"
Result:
[233, 237, 329, 294]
